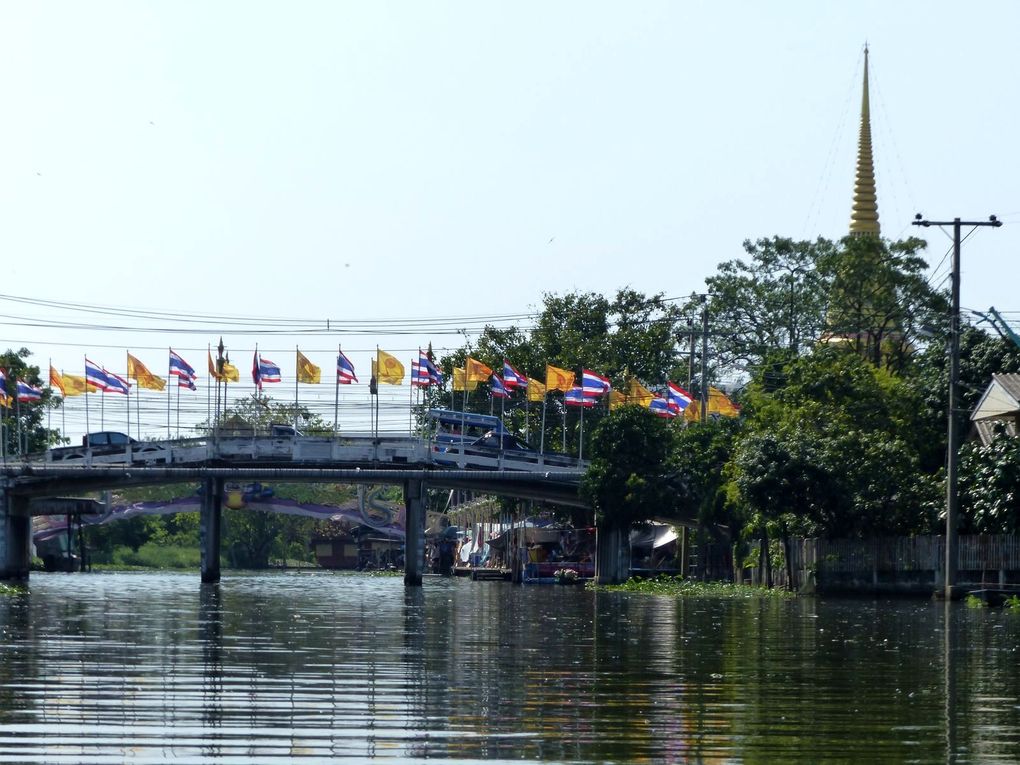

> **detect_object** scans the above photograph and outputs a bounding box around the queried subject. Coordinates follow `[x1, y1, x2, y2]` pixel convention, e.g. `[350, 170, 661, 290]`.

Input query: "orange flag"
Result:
[49, 365, 65, 396]
[466, 357, 493, 383]
[545, 364, 575, 393]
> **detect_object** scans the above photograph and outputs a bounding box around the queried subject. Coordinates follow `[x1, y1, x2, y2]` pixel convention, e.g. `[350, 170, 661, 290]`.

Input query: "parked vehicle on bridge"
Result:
[467, 431, 534, 454]
[47, 431, 169, 463]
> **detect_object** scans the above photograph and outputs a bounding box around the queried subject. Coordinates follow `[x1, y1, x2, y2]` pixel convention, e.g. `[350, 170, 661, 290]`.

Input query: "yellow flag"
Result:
[49, 366, 65, 396]
[0, 390, 9, 408]
[61, 374, 88, 397]
[708, 386, 741, 417]
[377, 349, 404, 385]
[527, 378, 546, 402]
[545, 364, 575, 393]
[466, 357, 493, 383]
[127, 353, 166, 392]
[296, 350, 321, 384]
[627, 378, 655, 407]
[609, 390, 627, 410]
[452, 367, 478, 392]
[221, 361, 240, 382]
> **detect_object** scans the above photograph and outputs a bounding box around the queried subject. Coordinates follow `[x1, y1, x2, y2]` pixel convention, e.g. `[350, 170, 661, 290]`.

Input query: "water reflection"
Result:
[1, 573, 1020, 762]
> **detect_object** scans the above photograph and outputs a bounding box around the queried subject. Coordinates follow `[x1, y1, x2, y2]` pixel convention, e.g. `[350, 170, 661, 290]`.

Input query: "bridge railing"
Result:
[34, 432, 584, 473]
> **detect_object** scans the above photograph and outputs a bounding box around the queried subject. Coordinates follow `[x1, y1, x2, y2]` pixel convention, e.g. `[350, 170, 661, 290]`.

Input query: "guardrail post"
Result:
[200, 477, 223, 584]
[404, 479, 425, 586]
[0, 491, 31, 582]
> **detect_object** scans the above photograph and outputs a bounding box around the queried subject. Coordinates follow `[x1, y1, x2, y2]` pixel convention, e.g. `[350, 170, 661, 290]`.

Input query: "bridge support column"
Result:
[403, 480, 425, 586]
[200, 477, 223, 584]
[595, 524, 629, 585]
[0, 492, 32, 582]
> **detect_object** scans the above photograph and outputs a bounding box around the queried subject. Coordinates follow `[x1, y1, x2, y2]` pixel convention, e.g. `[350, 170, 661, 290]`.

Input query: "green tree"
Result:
[960, 430, 1020, 534]
[703, 237, 834, 373]
[0, 348, 60, 455]
[581, 407, 676, 530]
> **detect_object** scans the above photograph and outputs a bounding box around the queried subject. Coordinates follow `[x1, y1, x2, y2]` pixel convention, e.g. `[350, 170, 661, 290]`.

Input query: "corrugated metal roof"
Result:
[973, 418, 1018, 447]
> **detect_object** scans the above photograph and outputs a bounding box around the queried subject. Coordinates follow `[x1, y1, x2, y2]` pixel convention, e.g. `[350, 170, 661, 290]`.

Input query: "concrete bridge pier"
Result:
[0, 491, 31, 582]
[403, 480, 425, 586]
[595, 524, 629, 585]
[200, 477, 223, 584]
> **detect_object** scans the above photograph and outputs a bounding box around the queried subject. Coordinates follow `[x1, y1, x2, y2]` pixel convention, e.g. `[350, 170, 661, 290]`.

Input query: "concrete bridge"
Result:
[0, 433, 588, 585]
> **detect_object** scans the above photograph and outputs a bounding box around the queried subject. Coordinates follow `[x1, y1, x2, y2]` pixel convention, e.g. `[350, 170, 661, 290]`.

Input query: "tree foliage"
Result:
[581, 407, 677, 530]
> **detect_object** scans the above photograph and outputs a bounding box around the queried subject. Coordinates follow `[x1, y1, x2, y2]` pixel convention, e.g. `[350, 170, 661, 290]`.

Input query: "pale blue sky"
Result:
[1, 2, 1017, 437]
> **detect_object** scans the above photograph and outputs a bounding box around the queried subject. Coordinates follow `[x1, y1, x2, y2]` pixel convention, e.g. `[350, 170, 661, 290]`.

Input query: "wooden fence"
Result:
[695, 534, 1020, 594]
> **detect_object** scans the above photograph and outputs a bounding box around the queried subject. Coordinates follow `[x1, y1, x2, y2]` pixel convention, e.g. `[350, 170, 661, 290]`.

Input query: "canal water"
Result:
[1, 573, 1019, 763]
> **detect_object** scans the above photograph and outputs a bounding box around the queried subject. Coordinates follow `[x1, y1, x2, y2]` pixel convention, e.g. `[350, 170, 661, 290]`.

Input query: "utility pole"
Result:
[700, 297, 709, 424]
[913, 213, 1002, 600]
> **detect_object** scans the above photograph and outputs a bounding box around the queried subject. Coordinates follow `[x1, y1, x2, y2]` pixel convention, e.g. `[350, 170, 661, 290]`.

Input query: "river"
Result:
[1, 572, 1019, 763]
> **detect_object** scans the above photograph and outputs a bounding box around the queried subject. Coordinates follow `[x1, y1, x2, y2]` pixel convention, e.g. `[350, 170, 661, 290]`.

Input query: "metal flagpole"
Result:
[207, 345, 213, 433]
[47, 358, 52, 436]
[60, 369, 66, 438]
[408, 362, 413, 435]
[176, 377, 181, 438]
[84, 357, 91, 438]
[579, 401, 584, 460]
[561, 397, 566, 453]
[294, 346, 300, 432]
[540, 393, 546, 455]
[100, 380, 105, 430]
[333, 345, 340, 437]
[125, 352, 130, 443]
[167, 348, 172, 439]
[15, 396, 21, 456]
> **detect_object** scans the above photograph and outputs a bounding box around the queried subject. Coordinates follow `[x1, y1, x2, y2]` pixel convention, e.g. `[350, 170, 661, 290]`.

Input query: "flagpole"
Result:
[579, 401, 584, 460]
[176, 376, 181, 438]
[167, 348, 172, 439]
[561, 396, 566, 453]
[100, 379, 105, 431]
[133, 357, 141, 441]
[85, 357, 91, 439]
[60, 369, 66, 438]
[207, 345, 213, 434]
[125, 352, 131, 443]
[408, 365, 413, 436]
[540, 393, 546, 455]
[334, 345, 340, 437]
[47, 358, 52, 436]
[15, 395, 21, 456]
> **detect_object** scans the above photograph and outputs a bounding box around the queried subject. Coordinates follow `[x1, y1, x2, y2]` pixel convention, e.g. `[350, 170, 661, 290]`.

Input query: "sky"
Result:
[1, 1, 1018, 440]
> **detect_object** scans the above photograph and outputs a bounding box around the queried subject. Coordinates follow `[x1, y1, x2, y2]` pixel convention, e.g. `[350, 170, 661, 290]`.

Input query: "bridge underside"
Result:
[0, 463, 590, 584]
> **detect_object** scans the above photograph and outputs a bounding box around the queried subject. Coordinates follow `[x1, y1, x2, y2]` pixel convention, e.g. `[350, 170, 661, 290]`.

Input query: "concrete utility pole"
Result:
[912, 214, 1002, 599]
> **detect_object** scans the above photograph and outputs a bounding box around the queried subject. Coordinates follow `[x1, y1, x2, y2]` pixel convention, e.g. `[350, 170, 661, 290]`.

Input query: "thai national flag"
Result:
[649, 397, 678, 418]
[0, 368, 7, 388]
[169, 350, 196, 380]
[105, 372, 130, 395]
[337, 352, 358, 384]
[503, 360, 528, 389]
[419, 350, 442, 385]
[177, 375, 196, 391]
[411, 361, 431, 388]
[16, 379, 42, 402]
[565, 386, 597, 407]
[667, 382, 693, 412]
[258, 356, 282, 384]
[490, 374, 509, 399]
[581, 369, 611, 397]
[85, 358, 110, 391]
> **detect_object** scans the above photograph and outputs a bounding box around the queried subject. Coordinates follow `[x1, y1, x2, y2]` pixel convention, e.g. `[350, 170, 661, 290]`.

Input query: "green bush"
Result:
[111, 543, 200, 569]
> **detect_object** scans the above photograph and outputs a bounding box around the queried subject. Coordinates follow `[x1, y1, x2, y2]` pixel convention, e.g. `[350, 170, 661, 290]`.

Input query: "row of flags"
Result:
[2, 345, 740, 419]
[0, 368, 43, 408]
[443, 356, 738, 418]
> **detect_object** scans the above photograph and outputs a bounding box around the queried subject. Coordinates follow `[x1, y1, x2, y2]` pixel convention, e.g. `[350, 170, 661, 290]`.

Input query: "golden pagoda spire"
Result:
[849, 45, 880, 237]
